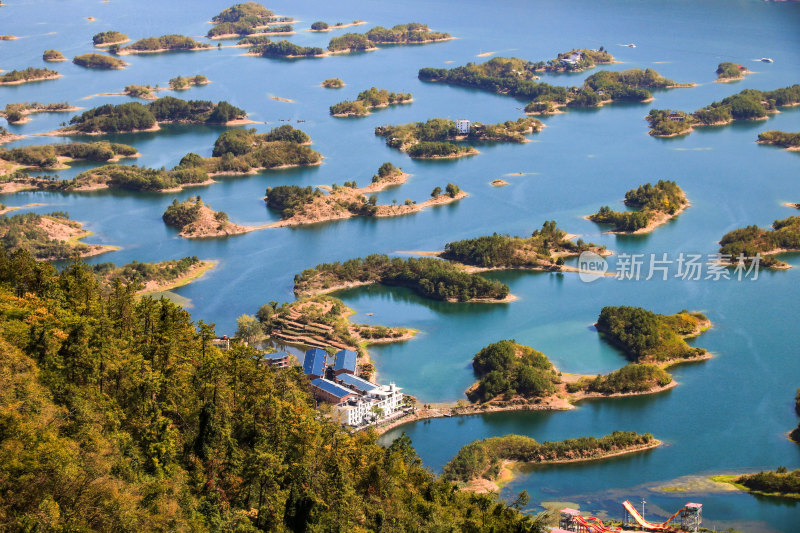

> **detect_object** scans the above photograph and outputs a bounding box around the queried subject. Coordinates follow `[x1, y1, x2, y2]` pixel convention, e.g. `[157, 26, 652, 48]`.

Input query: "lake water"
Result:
[2, 0, 800, 530]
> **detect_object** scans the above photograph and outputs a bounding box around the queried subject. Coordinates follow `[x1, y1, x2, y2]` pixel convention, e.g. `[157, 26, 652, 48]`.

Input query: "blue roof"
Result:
[303, 348, 327, 375]
[333, 349, 357, 372]
[311, 378, 354, 399]
[263, 351, 290, 360]
[337, 373, 377, 392]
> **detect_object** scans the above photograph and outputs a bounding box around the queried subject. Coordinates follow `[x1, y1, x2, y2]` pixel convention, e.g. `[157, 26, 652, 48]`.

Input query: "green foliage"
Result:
[758, 130, 800, 148]
[589, 180, 686, 232]
[469, 340, 558, 402]
[265, 185, 322, 217]
[328, 33, 374, 52]
[0, 141, 137, 168]
[124, 84, 154, 98]
[294, 254, 511, 302]
[204, 127, 317, 173]
[587, 363, 672, 394]
[596, 306, 707, 363]
[42, 49, 65, 61]
[736, 469, 800, 496]
[645, 109, 694, 136]
[406, 141, 469, 158]
[543, 48, 614, 72]
[445, 183, 461, 197]
[237, 34, 271, 46]
[211, 2, 273, 24]
[63, 164, 209, 192]
[251, 40, 324, 57]
[92, 256, 203, 287]
[168, 74, 208, 90]
[92, 30, 128, 45]
[124, 34, 210, 51]
[162, 197, 204, 228]
[716, 62, 744, 79]
[310, 21, 329, 31]
[0, 67, 60, 84]
[322, 77, 344, 88]
[371, 162, 400, 183]
[148, 96, 246, 124]
[330, 87, 412, 116]
[0, 213, 96, 259]
[68, 102, 156, 133]
[72, 53, 127, 69]
[365, 23, 450, 44]
[443, 431, 655, 483]
[719, 216, 800, 268]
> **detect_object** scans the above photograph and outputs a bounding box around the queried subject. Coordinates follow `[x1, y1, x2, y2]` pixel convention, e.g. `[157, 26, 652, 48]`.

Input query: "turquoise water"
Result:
[2, 0, 800, 530]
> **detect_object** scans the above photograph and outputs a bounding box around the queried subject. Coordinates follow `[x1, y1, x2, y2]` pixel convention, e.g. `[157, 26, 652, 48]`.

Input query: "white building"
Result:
[455, 119, 471, 135]
[336, 382, 404, 427]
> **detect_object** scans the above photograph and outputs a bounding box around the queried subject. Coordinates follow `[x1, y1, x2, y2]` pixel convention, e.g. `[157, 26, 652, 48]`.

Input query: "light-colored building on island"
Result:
[455, 119, 471, 134]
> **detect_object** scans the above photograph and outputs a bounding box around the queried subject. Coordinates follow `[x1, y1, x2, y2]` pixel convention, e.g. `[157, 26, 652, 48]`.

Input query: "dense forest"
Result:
[0, 249, 543, 531]
[162, 196, 209, 229]
[537, 47, 614, 72]
[0, 67, 60, 84]
[588, 180, 687, 232]
[207, 2, 291, 38]
[65, 164, 208, 192]
[758, 130, 800, 149]
[467, 340, 559, 403]
[596, 306, 709, 363]
[91, 256, 207, 289]
[736, 468, 800, 498]
[718, 216, 800, 268]
[443, 432, 657, 484]
[122, 34, 210, 52]
[0, 141, 137, 168]
[0, 211, 110, 260]
[294, 254, 511, 302]
[327, 23, 450, 53]
[42, 49, 66, 61]
[716, 62, 746, 80]
[330, 87, 412, 116]
[264, 185, 323, 218]
[250, 41, 324, 58]
[72, 53, 128, 69]
[583, 363, 672, 394]
[92, 30, 129, 45]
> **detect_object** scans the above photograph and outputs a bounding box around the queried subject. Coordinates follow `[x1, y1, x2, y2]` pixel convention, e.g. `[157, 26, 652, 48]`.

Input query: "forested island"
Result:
[247, 40, 325, 58]
[207, 2, 293, 38]
[322, 77, 344, 88]
[757, 130, 800, 151]
[0, 101, 78, 124]
[119, 35, 211, 54]
[92, 255, 215, 294]
[716, 62, 749, 82]
[0, 67, 61, 85]
[330, 87, 412, 116]
[588, 180, 688, 233]
[42, 49, 66, 62]
[0, 211, 116, 260]
[646, 84, 800, 137]
[419, 58, 689, 114]
[0, 249, 541, 531]
[536, 47, 615, 73]
[72, 53, 128, 69]
[163, 196, 251, 238]
[375, 117, 542, 158]
[310, 20, 367, 32]
[712, 468, 800, 500]
[294, 254, 512, 303]
[718, 216, 800, 269]
[0, 141, 138, 173]
[55, 97, 249, 134]
[170, 74, 209, 90]
[442, 431, 658, 492]
[92, 30, 129, 46]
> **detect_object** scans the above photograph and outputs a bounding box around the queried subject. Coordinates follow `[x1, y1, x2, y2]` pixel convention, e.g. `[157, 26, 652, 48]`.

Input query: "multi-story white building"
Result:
[455, 119, 471, 135]
[336, 381, 404, 427]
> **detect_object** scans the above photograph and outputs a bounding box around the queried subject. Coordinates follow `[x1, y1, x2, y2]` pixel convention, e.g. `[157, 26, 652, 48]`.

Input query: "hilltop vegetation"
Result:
[468, 340, 559, 402]
[596, 306, 710, 364]
[72, 53, 128, 69]
[122, 34, 210, 52]
[588, 180, 688, 233]
[537, 47, 614, 72]
[0, 141, 137, 168]
[583, 363, 672, 394]
[169, 74, 209, 90]
[330, 87, 412, 116]
[42, 49, 66, 61]
[0, 212, 112, 260]
[249, 40, 324, 57]
[162, 196, 248, 238]
[735, 468, 800, 499]
[718, 216, 800, 268]
[207, 2, 290, 38]
[1, 101, 73, 124]
[758, 130, 800, 150]
[91, 256, 210, 292]
[322, 77, 344, 88]
[92, 30, 128, 45]
[327, 23, 450, 53]
[294, 254, 511, 302]
[0, 67, 60, 85]
[647, 84, 800, 136]
[716, 62, 747, 81]
[0, 249, 541, 531]
[60, 164, 209, 192]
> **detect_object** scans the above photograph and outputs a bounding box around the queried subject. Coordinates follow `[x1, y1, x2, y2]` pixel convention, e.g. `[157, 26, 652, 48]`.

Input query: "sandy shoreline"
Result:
[588, 196, 690, 235]
[0, 73, 62, 86]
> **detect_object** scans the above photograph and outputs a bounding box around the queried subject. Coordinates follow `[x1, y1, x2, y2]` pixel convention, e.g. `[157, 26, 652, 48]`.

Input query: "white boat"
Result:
[624, 43, 637, 48]
[760, 57, 774, 63]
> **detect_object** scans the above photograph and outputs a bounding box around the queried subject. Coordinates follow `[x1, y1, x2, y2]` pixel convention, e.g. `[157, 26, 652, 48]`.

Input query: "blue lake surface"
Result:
[2, 0, 800, 530]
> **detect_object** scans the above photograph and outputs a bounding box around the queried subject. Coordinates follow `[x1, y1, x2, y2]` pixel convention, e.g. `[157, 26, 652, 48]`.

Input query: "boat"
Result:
[623, 43, 636, 48]
[760, 57, 774, 63]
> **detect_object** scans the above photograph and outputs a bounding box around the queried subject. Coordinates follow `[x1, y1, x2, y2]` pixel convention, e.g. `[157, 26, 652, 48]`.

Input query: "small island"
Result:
[92, 256, 215, 294]
[0, 67, 61, 86]
[72, 53, 128, 70]
[714, 468, 800, 500]
[294, 253, 511, 303]
[330, 87, 412, 116]
[490, 179, 508, 186]
[119, 35, 211, 55]
[322, 77, 344, 88]
[646, 84, 800, 137]
[718, 216, 800, 269]
[42, 49, 66, 62]
[92, 30, 129, 47]
[536, 47, 615, 73]
[0, 141, 138, 173]
[163, 196, 251, 238]
[248, 40, 325, 58]
[442, 431, 658, 493]
[207, 2, 286, 39]
[0, 102, 78, 124]
[375, 117, 542, 158]
[363, 23, 451, 45]
[0, 211, 116, 260]
[587, 180, 688, 234]
[715, 61, 750, 83]
[309, 20, 366, 32]
[170, 74, 209, 90]
[757, 130, 800, 151]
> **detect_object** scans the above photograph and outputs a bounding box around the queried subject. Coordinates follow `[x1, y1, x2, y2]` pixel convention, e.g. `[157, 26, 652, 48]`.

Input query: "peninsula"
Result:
[0, 67, 61, 86]
[72, 53, 128, 69]
[718, 215, 800, 269]
[0, 211, 116, 260]
[587, 180, 688, 234]
[330, 87, 412, 117]
[0, 141, 138, 174]
[646, 84, 800, 137]
[162, 196, 251, 238]
[757, 130, 800, 151]
[374, 117, 543, 158]
[0, 102, 79, 124]
[92, 256, 215, 294]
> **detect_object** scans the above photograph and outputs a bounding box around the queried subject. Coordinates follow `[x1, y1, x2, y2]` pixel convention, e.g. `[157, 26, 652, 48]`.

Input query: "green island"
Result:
[716, 61, 749, 83]
[248, 40, 325, 58]
[56, 97, 249, 134]
[757, 130, 800, 151]
[294, 254, 511, 303]
[419, 57, 689, 114]
[646, 84, 800, 137]
[91, 256, 215, 294]
[0, 67, 61, 86]
[122, 84, 157, 99]
[0, 211, 116, 260]
[375, 117, 543, 158]
[207, 2, 292, 38]
[0, 101, 77, 124]
[442, 431, 658, 492]
[118, 34, 211, 54]
[0, 141, 138, 173]
[718, 216, 800, 269]
[322, 77, 344, 88]
[330, 87, 412, 116]
[92, 30, 129, 46]
[113, 76, 209, 100]
[713, 468, 800, 500]
[535, 47, 615, 73]
[264, 167, 465, 228]
[587, 180, 688, 234]
[42, 49, 66, 62]
[170, 74, 209, 90]
[310, 20, 366, 32]
[310, 21, 330, 31]
[325, 23, 451, 54]
[0, 249, 543, 531]
[441, 220, 608, 273]
[72, 53, 128, 70]
[163, 196, 251, 238]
